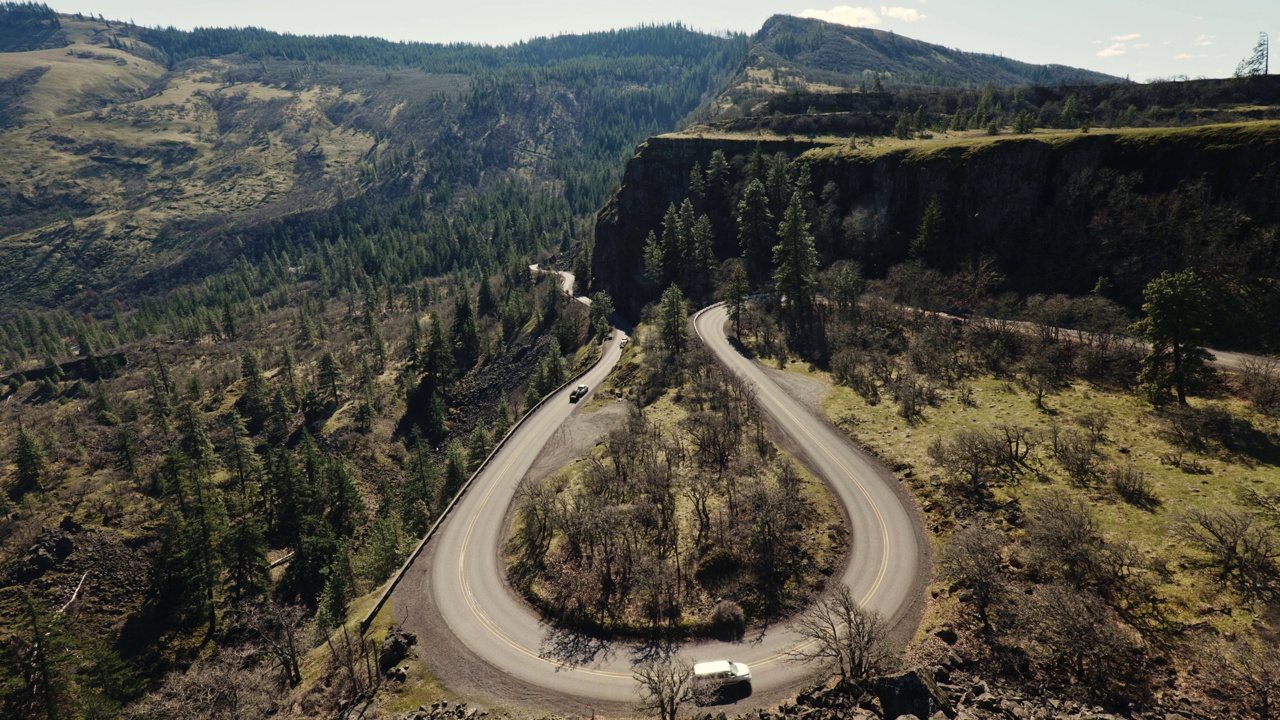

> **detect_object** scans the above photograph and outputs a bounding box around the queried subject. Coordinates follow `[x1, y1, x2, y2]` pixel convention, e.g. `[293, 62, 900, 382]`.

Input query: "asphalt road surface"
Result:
[393, 293, 925, 713]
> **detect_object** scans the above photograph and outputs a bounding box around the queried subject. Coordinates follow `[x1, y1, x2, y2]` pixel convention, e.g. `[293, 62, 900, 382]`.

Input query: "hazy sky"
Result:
[53, 1, 1275, 81]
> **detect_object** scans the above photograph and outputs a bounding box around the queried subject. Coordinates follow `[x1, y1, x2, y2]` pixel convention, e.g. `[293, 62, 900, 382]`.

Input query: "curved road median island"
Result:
[389, 293, 927, 713]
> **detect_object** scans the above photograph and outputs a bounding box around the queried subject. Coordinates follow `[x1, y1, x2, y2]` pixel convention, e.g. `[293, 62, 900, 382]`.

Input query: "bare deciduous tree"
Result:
[928, 429, 1001, 495]
[940, 526, 1008, 632]
[124, 646, 277, 720]
[324, 624, 381, 704]
[232, 599, 307, 687]
[1025, 491, 1104, 587]
[790, 586, 895, 683]
[1053, 431, 1098, 487]
[633, 655, 692, 720]
[993, 424, 1037, 481]
[1010, 582, 1150, 705]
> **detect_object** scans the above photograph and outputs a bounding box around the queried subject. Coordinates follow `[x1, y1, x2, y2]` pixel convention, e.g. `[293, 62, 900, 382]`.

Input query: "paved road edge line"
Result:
[359, 325, 611, 634]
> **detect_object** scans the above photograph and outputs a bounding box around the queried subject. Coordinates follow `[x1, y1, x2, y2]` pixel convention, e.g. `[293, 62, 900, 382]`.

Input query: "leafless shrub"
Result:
[1054, 431, 1098, 486]
[124, 646, 278, 720]
[1025, 491, 1104, 587]
[1238, 356, 1280, 417]
[993, 424, 1037, 482]
[831, 348, 880, 405]
[323, 624, 381, 704]
[1008, 582, 1151, 705]
[1076, 410, 1111, 445]
[1197, 636, 1280, 720]
[893, 372, 936, 422]
[1107, 464, 1159, 509]
[1173, 508, 1280, 605]
[230, 600, 308, 687]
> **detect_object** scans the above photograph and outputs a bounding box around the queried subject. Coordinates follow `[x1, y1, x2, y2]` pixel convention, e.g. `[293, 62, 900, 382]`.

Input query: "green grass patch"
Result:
[784, 362, 1280, 632]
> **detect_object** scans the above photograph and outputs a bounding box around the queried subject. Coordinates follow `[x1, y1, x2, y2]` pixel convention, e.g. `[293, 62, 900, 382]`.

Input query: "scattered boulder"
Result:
[876, 669, 955, 720]
[379, 627, 418, 674]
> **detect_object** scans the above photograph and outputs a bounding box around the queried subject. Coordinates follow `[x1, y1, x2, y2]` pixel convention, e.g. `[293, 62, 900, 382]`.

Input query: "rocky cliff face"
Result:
[593, 123, 1280, 349]
[593, 135, 823, 316]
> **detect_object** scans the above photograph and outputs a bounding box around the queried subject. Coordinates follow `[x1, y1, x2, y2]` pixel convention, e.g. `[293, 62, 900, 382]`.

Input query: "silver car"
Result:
[693, 660, 752, 687]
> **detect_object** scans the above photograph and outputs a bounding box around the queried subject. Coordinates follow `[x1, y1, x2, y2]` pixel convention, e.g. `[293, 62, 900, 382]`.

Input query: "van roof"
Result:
[693, 660, 733, 676]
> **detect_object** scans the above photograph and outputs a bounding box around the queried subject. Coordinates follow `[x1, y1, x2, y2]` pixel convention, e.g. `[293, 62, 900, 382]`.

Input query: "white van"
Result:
[693, 660, 752, 687]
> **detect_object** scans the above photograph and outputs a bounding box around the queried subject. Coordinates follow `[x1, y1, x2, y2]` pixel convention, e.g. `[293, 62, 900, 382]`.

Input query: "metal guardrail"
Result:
[358, 324, 612, 634]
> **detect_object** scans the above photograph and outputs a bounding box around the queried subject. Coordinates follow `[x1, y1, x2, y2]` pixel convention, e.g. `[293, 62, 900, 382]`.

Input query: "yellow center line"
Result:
[451, 313, 894, 678]
[693, 308, 895, 669]
[457, 347, 633, 679]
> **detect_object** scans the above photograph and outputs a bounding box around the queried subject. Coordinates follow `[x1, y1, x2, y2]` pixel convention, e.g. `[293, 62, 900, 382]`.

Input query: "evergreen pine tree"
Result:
[705, 149, 731, 197]
[317, 351, 344, 407]
[737, 179, 774, 283]
[10, 425, 47, 500]
[221, 302, 239, 342]
[443, 440, 469, 499]
[477, 276, 498, 318]
[643, 231, 665, 287]
[406, 428, 438, 511]
[324, 456, 363, 541]
[718, 259, 750, 339]
[279, 345, 300, 406]
[222, 411, 262, 494]
[659, 203, 683, 287]
[688, 161, 706, 198]
[659, 284, 689, 357]
[221, 488, 270, 603]
[1134, 268, 1216, 405]
[114, 428, 141, 482]
[910, 198, 946, 266]
[772, 191, 820, 328]
[238, 351, 270, 426]
[423, 314, 453, 399]
[467, 424, 490, 471]
[451, 291, 481, 370]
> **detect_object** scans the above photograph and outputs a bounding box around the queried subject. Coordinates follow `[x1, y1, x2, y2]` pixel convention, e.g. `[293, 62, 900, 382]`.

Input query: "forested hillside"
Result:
[0, 7, 744, 320]
[0, 6, 746, 718]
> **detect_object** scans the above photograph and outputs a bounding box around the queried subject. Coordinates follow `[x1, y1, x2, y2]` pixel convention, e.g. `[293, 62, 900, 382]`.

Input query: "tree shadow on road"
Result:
[629, 637, 682, 665]
[539, 624, 616, 671]
[727, 336, 757, 360]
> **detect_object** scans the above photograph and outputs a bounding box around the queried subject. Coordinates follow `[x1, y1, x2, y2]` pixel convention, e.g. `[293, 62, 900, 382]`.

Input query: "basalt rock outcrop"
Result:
[593, 122, 1280, 351]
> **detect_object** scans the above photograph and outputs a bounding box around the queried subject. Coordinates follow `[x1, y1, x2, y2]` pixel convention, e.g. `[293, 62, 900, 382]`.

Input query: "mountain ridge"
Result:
[708, 14, 1122, 119]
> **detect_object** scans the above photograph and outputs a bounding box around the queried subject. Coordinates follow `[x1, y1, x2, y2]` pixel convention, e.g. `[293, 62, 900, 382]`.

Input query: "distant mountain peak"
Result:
[709, 13, 1121, 118]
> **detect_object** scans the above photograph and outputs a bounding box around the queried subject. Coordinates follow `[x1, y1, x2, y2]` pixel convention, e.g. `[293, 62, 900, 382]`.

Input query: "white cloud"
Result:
[798, 5, 882, 26]
[798, 4, 927, 27]
[1175, 52, 1208, 59]
[1196, 34, 1215, 46]
[1111, 33, 1141, 41]
[1097, 43, 1128, 57]
[1133, 42, 1152, 49]
[881, 6, 926, 21]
